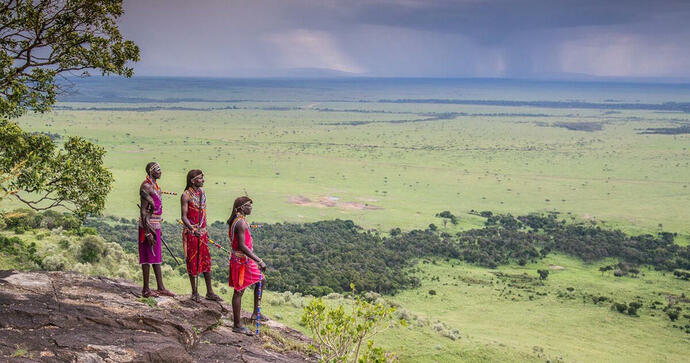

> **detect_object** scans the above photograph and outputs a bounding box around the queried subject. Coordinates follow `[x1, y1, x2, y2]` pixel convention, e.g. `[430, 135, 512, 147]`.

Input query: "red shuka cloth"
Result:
[228, 220, 261, 292]
[183, 188, 211, 276]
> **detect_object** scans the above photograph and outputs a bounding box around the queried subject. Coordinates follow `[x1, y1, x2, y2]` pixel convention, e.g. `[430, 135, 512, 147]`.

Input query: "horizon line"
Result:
[73, 74, 690, 86]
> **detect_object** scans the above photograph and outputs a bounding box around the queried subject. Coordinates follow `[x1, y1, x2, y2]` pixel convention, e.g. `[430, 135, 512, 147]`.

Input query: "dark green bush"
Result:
[79, 235, 106, 263]
[612, 302, 628, 313]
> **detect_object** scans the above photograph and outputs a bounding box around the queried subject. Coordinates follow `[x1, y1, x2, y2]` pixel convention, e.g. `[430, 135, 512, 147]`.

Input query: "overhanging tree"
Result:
[0, 0, 139, 218]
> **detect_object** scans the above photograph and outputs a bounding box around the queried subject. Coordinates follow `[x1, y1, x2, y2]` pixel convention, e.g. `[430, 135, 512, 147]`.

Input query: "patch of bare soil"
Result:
[288, 195, 383, 210]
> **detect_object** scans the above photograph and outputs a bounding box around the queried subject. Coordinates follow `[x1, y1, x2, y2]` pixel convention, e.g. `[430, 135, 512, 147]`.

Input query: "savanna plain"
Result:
[7, 78, 690, 362]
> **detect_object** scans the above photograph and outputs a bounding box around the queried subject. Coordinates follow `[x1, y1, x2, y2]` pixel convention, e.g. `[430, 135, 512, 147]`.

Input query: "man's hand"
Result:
[258, 259, 267, 271]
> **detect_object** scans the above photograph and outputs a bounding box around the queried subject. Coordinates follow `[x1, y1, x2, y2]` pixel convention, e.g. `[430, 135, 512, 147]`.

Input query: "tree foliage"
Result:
[0, 0, 138, 217]
[0, 0, 139, 119]
[87, 211, 690, 297]
[0, 120, 113, 218]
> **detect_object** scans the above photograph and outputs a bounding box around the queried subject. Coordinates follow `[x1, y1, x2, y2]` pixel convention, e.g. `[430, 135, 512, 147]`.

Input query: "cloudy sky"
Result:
[120, 0, 690, 79]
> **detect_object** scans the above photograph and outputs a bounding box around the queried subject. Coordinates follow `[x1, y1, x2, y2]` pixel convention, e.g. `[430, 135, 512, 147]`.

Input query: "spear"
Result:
[256, 271, 263, 336]
[195, 200, 203, 295]
[160, 236, 181, 266]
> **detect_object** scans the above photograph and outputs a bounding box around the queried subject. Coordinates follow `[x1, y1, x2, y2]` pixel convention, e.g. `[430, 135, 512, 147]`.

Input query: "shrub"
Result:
[667, 310, 680, 321]
[0, 235, 22, 253]
[58, 239, 70, 249]
[612, 302, 628, 313]
[537, 269, 549, 280]
[627, 302, 642, 316]
[79, 235, 106, 263]
[2, 209, 37, 229]
[363, 291, 382, 303]
[42, 255, 67, 271]
[324, 292, 343, 300]
[674, 270, 690, 280]
[301, 284, 402, 362]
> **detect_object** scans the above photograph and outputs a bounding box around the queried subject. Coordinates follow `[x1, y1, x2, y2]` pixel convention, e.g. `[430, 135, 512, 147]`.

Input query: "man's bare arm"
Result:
[180, 192, 198, 233]
[140, 183, 156, 239]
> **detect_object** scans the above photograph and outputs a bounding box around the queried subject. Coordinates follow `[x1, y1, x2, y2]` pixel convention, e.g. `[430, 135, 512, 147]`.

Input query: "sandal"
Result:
[206, 293, 223, 301]
[142, 289, 159, 298]
[191, 293, 202, 303]
[156, 289, 176, 297]
[232, 326, 255, 336]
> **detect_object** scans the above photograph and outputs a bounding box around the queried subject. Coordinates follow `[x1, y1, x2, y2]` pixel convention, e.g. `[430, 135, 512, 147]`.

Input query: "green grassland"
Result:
[5, 78, 690, 362]
[3, 225, 689, 362]
[13, 99, 690, 237]
[251, 255, 690, 362]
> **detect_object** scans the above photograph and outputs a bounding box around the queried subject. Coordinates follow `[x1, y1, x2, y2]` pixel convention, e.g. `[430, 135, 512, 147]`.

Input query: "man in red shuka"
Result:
[180, 169, 221, 302]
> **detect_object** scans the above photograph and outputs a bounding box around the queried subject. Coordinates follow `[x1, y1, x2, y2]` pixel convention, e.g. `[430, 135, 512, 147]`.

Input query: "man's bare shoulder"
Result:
[236, 218, 249, 231]
[140, 181, 153, 193]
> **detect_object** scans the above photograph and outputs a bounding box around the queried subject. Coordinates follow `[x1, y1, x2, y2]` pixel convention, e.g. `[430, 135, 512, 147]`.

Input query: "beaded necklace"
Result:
[186, 188, 206, 209]
[145, 176, 161, 194]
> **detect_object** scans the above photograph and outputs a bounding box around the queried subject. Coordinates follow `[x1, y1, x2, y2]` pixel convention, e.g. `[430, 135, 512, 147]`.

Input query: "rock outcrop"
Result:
[0, 270, 314, 362]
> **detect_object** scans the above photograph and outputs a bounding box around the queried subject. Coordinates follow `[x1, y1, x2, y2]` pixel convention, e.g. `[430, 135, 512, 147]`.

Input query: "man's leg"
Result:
[153, 265, 175, 296]
[204, 272, 222, 301]
[203, 272, 214, 294]
[188, 274, 200, 301]
[232, 289, 244, 328]
[153, 264, 164, 289]
[251, 278, 265, 319]
[142, 264, 150, 291]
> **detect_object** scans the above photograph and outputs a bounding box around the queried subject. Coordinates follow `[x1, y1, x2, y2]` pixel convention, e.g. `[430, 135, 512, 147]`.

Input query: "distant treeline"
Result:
[548, 122, 604, 132]
[57, 95, 248, 103]
[639, 125, 690, 135]
[321, 112, 553, 126]
[379, 99, 690, 113]
[54, 105, 240, 112]
[83, 211, 690, 296]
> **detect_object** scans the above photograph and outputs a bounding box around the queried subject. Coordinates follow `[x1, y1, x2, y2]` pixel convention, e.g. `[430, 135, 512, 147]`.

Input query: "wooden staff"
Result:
[256, 271, 263, 336]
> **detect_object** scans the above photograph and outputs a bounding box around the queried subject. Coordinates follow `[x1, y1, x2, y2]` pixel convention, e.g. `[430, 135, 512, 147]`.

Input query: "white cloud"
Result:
[264, 29, 365, 73]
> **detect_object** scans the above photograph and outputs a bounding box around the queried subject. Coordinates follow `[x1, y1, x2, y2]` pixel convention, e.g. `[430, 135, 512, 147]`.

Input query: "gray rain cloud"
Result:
[120, 0, 690, 79]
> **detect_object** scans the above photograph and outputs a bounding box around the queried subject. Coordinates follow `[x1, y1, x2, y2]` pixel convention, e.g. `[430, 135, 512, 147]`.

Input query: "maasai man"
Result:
[139, 162, 175, 298]
[180, 169, 222, 302]
[227, 196, 267, 335]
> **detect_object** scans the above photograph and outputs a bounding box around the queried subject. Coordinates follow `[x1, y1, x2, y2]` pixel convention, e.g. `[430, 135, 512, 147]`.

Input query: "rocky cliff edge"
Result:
[0, 270, 314, 362]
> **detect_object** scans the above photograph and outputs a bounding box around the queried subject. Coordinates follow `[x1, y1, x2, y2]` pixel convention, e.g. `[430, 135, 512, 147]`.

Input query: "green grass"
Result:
[6, 80, 690, 362]
[3, 226, 689, 362]
[11, 345, 28, 358]
[138, 296, 157, 307]
[254, 255, 690, 362]
[13, 102, 690, 237]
